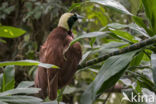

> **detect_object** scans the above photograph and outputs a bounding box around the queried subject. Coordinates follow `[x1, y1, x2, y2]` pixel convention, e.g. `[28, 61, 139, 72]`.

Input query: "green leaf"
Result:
[0, 74, 3, 90]
[63, 86, 78, 94]
[3, 80, 15, 92]
[0, 95, 42, 104]
[129, 0, 142, 15]
[0, 88, 40, 96]
[106, 23, 149, 37]
[151, 54, 156, 85]
[41, 101, 65, 104]
[0, 101, 8, 104]
[137, 73, 156, 92]
[133, 16, 154, 36]
[0, 60, 59, 69]
[0, 26, 26, 38]
[3, 66, 15, 87]
[79, 51, 92, 64]
[64, 32, 107, 55]
[69, 32, 107, 47]
[68, 3, 82, 12]
[136, 80, 142, 93]
[90, 0, 132, 16]
[17, 81, 34, 88]
[142, 0, 156, 34]
[92, 42, 128, 55]
[130, 51, 144, 66]
[80, 50, 139, 104]
[89, 37, 96, 48]
[100, 41, 128, 49]
[111, 30, 138, 43]
[2, 66, 15, 91]
[106, 23, 128, 29]
[128, 70, 155, 92]
[0, 39, 6, 43]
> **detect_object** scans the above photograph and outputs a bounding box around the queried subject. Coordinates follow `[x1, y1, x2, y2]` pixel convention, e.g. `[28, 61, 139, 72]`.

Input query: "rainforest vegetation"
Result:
[0, 0, 156, 104]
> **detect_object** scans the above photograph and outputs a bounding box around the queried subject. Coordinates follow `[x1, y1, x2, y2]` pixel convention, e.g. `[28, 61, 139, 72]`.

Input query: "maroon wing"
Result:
[58, 36, 82, 88]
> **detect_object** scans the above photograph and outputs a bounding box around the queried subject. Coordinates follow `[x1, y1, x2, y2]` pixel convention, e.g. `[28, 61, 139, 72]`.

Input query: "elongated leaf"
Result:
[90, 0, 132, 15]
[80, 50, 139, 104]
[151, 54, 156, 85]
[0, 88, 40, 96]
[106, 23, 149, 37]
[69, 32, 107, 47]
[0, 74, 3, 90]
[68, 0, 132, 16]
[128, 70, 156, 92]
[0, 95, 42, 104]
[142, 0, 156, 33]
[2, 65, 15, 91]
[133, 16, 154, 36]
[64, 32, 108, 55]
[0, 101, 8, 104]
[136, 80, 142, 93]
[3, 80, 15, 92]
[137, 73, 156, 92]
[0, 60, 59, 69]
[111, 30, 138, 43]
[79, 51, 92, 64]
[0, 39, 6, 43]
[130, 51, 144, 66]
[0, 26, 26, 38]
[63, 86, 78, 95]
[68, 3, 82, 12]
[89, 37, 96, 48]
[92, 42, 127, 55]
[129, 0, 141, 15]
[99, 41, 127, 49]
[17, 81, 34, 88]
[106, 23, 128, 29]
[41, 101, 65, 104]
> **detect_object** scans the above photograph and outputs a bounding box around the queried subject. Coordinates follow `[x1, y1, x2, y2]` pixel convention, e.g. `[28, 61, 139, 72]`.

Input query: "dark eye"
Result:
[73, 14, 78, 21]
[73, 14, 77, 17]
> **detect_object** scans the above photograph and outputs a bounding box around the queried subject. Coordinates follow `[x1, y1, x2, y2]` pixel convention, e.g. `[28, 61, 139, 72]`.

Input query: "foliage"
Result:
[0, 26, 26, 38]
[0, 60, 59, 69]
[0, 65, 42, 104]
[0, 9, 58, 104]
[1, 0, 156, 104]
[80, 50, 139, 104]
[70, 0, 156, 103]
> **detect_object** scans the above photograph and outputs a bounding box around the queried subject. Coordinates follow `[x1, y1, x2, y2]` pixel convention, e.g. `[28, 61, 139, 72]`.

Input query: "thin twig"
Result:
[103, 86, 115, 104]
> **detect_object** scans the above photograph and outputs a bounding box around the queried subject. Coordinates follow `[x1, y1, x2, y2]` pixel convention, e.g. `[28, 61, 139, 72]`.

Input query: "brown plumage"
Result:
[35, 25, 82, 100]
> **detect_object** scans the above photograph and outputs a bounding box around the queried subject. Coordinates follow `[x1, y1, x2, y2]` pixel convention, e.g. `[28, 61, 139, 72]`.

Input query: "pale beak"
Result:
[76, 14, 84, 19]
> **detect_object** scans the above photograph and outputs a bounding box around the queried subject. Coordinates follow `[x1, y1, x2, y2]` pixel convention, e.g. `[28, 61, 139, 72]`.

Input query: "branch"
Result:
[78, 36, 156, 69]
[103, 90, 111, 104]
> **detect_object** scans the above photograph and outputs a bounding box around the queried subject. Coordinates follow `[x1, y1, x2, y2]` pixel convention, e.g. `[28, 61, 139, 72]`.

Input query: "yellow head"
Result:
[58, 13, 79, 31]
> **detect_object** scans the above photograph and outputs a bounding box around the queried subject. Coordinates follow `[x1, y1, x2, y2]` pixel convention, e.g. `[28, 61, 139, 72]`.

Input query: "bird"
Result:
[34, 13, 82, 100]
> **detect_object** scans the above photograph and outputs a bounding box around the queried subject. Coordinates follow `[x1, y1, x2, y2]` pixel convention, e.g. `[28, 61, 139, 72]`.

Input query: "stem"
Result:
[103, 91, 111, 104]
[78, 36, 156, 69]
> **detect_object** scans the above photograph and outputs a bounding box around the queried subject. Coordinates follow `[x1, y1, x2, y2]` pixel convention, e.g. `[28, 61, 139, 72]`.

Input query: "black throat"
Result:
[67, 14, 78, 30]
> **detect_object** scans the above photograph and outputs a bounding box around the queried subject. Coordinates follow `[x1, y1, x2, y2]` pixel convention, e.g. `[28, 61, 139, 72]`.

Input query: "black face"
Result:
[67, 14, 78, 30]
